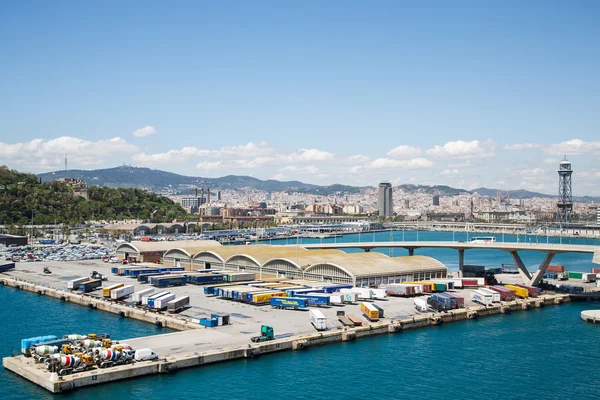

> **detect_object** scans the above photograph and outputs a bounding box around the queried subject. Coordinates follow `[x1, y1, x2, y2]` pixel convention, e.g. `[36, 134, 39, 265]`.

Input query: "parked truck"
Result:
[110, 285, 135, 300]
[78, 279, 102, 293]
[471, 289, 494, 306]
[361, 302, 380, 321]
[131, 288, 154, 304]
[504, 284, 529, 298]
[102, 283, 124, 298]
[150, 275, 187, 288]
[310, 309, 327, 331]
[153, 293, 176, 310]
[167, 296, 190, 313]
[270, 297, 308, 309]
[67, 277, 89, 290]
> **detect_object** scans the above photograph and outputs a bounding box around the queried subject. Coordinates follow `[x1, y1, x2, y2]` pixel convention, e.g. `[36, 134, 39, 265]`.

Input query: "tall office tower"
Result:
[433, 195, 440, 206]
[377, 182, 393, 217]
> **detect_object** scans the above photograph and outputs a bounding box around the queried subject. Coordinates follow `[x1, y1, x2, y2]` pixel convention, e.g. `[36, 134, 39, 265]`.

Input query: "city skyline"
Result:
[1, 2, 599, 194]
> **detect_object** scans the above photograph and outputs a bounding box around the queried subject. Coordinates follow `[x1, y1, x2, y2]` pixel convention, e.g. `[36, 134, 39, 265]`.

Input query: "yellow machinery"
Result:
[87, 334, 98, 339]
[102, 339, 112, 347]
[113, 345, 123, 352]
[80, 354, 94, 366]
[62, 344, 73, 354]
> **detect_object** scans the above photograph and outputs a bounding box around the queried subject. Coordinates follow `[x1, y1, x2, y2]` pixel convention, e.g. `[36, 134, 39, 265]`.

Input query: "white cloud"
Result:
[543, 158, 559, 164]
[440, 169, 459, 176]
[278, 165, 320, 174]
[366, 157, 434, 170]
[132, 146, 201, 164]
[387, 145, 422, 158]
[0, 136, 138, 168]
[218, 142, 274, 157]
[233, 157, 276, 169]
[514, 167, 545, 177]
[196, 161, 222, 171]
[503, 143, 543, 150]
[348, 154, 370, 163]
[288, 148, 333, 162]
[544, 138, 600, 155]
[132, 126, 156, 138]
[427, 140, 495, 159]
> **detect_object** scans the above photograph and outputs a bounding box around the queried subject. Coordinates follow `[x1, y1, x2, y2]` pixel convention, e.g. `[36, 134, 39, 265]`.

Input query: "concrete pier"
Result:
[2, 292, 570, 393]
[581, 310, 600, 323]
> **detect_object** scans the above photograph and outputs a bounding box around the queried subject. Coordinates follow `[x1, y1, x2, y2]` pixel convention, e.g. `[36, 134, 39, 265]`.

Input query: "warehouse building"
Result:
[115, 240, 219, 263]
[0, 234, 28, 247]
[155, 241, 448, 285]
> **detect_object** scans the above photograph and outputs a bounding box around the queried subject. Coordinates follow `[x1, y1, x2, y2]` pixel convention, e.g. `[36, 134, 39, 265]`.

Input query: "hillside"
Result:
[472, 187, 600, 203]
[1, 167, 186, 225]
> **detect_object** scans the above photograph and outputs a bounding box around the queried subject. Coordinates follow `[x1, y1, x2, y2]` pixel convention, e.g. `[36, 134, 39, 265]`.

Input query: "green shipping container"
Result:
[568, 272, 583, 279]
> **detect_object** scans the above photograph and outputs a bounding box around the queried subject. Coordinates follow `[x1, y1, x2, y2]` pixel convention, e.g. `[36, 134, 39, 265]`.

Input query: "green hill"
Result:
[0, 167, 187, 225]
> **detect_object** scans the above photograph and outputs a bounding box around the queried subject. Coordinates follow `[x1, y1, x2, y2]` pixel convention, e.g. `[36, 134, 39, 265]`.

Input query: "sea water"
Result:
[3, 231, 600, 399]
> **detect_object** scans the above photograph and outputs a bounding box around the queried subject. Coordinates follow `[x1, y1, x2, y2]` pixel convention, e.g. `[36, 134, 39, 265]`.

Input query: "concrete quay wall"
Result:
[0, 276, 197, 331]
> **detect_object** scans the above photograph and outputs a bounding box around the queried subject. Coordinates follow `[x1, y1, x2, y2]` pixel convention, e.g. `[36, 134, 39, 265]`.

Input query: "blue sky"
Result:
[1, 1, 599, 194]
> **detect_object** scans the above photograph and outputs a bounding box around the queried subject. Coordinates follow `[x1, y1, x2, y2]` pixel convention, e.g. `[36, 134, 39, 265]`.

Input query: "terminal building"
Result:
[116, 241, 448, 286]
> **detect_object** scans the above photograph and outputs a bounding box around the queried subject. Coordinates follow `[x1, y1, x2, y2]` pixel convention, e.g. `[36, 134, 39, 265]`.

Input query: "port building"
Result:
[117, 241, 447, 285]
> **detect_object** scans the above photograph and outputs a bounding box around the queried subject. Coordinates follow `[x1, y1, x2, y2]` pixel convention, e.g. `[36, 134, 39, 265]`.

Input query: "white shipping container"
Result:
[309, 309, 327, 331]
[471, 289, 494, 306]
[414, 298, 428, 312]
[582, 273, 597, 283]
[369, 288, 388, 299]
[329, 294, 343, 305]
[341, 292, 358, 303]
[111, 285, 135, 300]
[144, 291, 170, 306]
[67, 277, 89, 290]
[154, 293, 176, 309]
[229, 272, 255, 282]
[132, 288, 154, 304]
[478, 287, 501, 303]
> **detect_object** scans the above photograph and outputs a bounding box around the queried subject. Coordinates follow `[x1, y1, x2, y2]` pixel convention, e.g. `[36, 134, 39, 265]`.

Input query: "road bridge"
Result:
[288, 241, 600, 286]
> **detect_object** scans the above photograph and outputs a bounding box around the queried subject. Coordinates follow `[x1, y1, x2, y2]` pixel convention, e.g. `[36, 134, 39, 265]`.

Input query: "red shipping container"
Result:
[591, 268, 600, 274]
[546, 265, 565, 273]
[462, 279, 478, 287]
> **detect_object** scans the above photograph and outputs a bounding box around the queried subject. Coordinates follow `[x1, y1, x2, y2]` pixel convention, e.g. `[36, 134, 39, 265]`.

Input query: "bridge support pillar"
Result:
[458, 249, 464, 277]
[528, 252, 555, 286]
[408, 248, 415, 256]
[364, 248, 370, 252]
[510, 251, 532, 282]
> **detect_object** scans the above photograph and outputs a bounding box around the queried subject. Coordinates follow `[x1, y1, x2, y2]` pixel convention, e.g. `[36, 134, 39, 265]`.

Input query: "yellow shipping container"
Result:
[102, 283, 123, 297]
[252, 291, 286, 304]
[504, 285, 529, 298]
[360, 302, 379, 320]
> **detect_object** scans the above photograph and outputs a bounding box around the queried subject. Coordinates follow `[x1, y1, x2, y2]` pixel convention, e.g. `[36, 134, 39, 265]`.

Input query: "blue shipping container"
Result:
[138, 273, 164, 283]
[287, 288, 325, 297]
[151, 276, 187, 287]
[0, 263, 16, 273]
[296, 293, 330, 306]
[157, 267, 185, 273]
[270, 297, 308, 309]
[129, 268, 159, 277]
[321, 284, 353, 293]
[190, 274, 226, 285]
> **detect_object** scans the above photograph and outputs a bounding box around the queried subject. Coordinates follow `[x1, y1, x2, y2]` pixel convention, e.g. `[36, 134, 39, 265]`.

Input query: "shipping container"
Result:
[340, 292, 358, 303]
[381, 284, 412, 296]
[372, 303, 384, 318]
[568, 271, 583, 280]
[157, 267, 185, 273]
[489, 286, 516, 301]
[369, 288, 388, 299]
[592, 268, 600, 274]
[442, 292, 464, 308]
[102, 283, 124, 297]
[167, 296, 190, 313]
[504, 285, 529, 298]
[226, 272, 256, 282]
[286, 288, 325, 297]
[0, 263, 15, 273]
[153, 293, 176, 310]
[110, 285, 135, 300]
[151, 275, 187, 288]
[478, 287, 501, 302]
[320, 284, 353, 293]
[310, 309, 327, 331]
[296, 293, 331, 306]
[138, 272, 164, 283]
[67, 277, 89, 290]
[461, 278, 485, 287]
[189, 274, 226, 285]
[131, 288, 154, 304]
[427, 293, 454, 311]
[249, 291, 286, 305]
[78, 279, 102, 293]
[340, 287, 372, 299]
[128, 268, 159, 277]
[547, 265, 565, 273]
[270, 297, 308, 309]
[329, 293, 343, 305]
[361, 302, 380, 321]
[515, 284, 539, 298]
[582, 273, 597, 283]
[145, 291, 170, 307]
[486, 267, 503, 275]
[471, 289, 494, 306]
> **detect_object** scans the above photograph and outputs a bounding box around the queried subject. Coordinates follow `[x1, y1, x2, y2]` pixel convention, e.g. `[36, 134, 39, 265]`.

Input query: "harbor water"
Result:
[2, 231, 600, 399]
